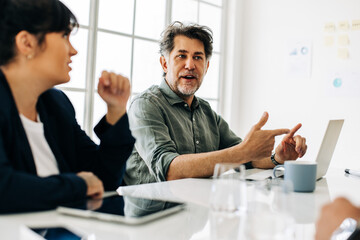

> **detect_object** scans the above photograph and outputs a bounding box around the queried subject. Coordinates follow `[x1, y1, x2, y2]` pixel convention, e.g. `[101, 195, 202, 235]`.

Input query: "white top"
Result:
[19, 114, 59, 177]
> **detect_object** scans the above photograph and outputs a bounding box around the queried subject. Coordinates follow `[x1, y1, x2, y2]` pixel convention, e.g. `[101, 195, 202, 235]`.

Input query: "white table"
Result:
[0, 168, 358, 239]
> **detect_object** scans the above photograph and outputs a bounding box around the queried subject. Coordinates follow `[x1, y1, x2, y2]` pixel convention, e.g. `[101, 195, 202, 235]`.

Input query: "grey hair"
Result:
[159, 21, 213, 60]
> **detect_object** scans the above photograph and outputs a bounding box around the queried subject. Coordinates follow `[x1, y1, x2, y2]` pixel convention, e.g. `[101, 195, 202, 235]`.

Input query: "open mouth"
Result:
[181, 75, 196, 80]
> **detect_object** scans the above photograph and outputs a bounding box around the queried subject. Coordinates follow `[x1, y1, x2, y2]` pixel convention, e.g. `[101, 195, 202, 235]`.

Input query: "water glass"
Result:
[209, 163, 247, 240]
[244, 179, 296, 240]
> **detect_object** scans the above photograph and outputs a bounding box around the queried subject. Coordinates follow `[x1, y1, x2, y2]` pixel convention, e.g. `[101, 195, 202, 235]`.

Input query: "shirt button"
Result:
[196, 140, 199, 144]
[184, 104, 188, 107]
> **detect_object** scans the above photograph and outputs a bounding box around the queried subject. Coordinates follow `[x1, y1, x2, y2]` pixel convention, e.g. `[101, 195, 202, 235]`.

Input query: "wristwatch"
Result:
[348, 218, 360, 240]
[332, 217, 360, 239]
[271, 153, 280, 166]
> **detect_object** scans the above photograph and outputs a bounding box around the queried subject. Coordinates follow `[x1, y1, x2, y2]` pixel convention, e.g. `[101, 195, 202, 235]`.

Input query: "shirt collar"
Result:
[159, 79, 199, 109]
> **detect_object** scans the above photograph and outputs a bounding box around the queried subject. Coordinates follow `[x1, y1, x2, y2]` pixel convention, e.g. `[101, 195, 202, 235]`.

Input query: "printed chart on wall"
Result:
[324, 71, 360, 97]
[322, 19, 360, 97]
[286, 39, 312, 79]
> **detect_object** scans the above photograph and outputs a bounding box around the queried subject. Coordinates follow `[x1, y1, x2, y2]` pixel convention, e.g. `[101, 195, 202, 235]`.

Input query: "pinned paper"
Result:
[338, 21, 349, 31]
[325, 71, 360, 97]
[286, 39, 312, 78]
[338, 35, 350, 46]
[352, 20, 360, 30]
[323, 36, 334, 47]
[324, 22, 336, 32]
[337, 48, 349, 59]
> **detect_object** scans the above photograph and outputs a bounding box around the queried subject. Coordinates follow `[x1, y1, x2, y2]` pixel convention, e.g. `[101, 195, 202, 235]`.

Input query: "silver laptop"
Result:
[315, 119, 344, 180]
[246, 119, 344, 181]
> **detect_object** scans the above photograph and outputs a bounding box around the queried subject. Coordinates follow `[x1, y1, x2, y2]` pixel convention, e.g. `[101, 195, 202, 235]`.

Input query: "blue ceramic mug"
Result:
[273, 161, 317, 192]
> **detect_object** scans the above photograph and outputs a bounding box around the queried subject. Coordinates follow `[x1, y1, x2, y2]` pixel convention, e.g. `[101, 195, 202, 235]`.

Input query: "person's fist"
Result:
[77, 171, 104, 199]
[98, 71, 131, 124]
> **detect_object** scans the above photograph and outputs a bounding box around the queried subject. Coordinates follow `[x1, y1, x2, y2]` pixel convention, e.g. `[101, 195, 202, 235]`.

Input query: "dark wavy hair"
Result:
[0, 0, 78, 66]
[159, 21, 213, 60]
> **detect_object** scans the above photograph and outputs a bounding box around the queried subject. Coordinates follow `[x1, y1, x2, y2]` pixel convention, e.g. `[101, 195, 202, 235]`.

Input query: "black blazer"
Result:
[0, 70, 135, 213]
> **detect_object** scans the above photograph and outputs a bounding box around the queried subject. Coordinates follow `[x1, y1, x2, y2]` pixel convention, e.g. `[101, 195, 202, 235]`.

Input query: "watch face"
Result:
[341, 217, 357, 228]
[331, 217, 358, 239]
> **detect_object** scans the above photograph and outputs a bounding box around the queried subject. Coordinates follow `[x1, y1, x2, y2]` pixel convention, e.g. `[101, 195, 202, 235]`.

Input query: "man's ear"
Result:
[15, 31, 38, 58]
[160, 55, 168, 74]
[205, 60, 210, 74]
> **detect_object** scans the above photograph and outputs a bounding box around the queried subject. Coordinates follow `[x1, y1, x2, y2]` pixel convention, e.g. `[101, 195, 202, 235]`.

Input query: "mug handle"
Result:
[273, 165, 285, 178]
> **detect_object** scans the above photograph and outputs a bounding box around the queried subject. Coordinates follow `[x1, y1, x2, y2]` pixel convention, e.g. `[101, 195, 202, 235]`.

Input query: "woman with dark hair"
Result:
[0, 0, 135, 213]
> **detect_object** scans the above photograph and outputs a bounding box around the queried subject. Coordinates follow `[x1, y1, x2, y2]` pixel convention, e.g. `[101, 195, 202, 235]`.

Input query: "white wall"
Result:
[225, 0, 360, 168]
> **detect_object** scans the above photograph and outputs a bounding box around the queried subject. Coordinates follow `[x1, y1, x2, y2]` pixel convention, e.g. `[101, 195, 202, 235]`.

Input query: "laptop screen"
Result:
[315, 119, 344, 179]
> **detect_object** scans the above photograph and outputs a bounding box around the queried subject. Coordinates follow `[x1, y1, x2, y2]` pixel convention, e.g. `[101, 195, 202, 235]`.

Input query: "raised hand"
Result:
[275, 123, 307, 163]
[240, 112, 290, 162]
[98, 71, 131, 125]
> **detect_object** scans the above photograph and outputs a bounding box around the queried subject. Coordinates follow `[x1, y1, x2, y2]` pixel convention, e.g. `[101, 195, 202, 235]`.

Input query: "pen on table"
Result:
[344, 169, 360, 177]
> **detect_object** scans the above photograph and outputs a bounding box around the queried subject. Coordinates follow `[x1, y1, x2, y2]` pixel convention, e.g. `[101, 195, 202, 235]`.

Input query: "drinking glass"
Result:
[209, 163, 247, 240]
[244, 178, 296, 240]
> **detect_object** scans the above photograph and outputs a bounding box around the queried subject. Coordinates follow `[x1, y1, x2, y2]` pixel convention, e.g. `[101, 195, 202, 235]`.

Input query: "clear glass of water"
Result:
[245, 178, 296, 240]
[209, 163, 247, 240]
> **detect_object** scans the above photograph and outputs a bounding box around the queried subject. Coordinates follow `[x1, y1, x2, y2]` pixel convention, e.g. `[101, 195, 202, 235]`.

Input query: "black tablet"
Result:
[29, 226, 83, 240]
[56, 194, 185, 225]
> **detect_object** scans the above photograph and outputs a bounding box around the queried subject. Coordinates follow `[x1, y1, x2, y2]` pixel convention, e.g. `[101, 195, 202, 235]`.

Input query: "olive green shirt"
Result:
[124, 79, 251, 185]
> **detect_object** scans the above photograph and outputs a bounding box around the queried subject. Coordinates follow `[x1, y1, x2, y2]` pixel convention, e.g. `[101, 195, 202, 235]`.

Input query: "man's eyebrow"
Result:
[177, 49, 204, 55]
[177, 49, 188, 53]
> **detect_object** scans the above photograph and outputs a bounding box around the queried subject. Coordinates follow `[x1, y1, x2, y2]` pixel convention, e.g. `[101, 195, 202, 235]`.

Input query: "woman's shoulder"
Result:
[38, 88, 75, 116]
[40, 88, 71, 105]
[41, 88, 67, 99]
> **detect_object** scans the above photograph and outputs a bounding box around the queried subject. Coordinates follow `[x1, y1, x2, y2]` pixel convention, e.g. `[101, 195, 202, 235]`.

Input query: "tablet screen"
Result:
[30, 227, 82, 240]
[57, 194, 185, 225]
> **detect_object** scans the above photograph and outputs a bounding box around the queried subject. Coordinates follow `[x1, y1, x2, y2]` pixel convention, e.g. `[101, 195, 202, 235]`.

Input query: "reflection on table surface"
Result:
[0, 168, 358, 240]
[124, 196, 181, 217]
[60, 194, 183, 218]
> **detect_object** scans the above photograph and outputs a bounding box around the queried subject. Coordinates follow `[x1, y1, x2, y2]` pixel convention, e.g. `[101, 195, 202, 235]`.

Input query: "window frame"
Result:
[58, 0, 225, 138]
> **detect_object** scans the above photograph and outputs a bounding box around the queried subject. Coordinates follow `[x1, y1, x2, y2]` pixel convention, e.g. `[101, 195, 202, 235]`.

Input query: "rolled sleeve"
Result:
[155, 152, 179, 181]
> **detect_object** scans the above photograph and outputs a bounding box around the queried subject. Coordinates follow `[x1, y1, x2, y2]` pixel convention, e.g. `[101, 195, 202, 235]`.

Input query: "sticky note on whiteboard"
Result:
[324, 22, 336, 32]
[337, 48, 349, 59]
[352, 20, 360, 30]
[338, 21, 349, 31]
[338, 35, 350, 46]
[323, 36, 334, 47]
